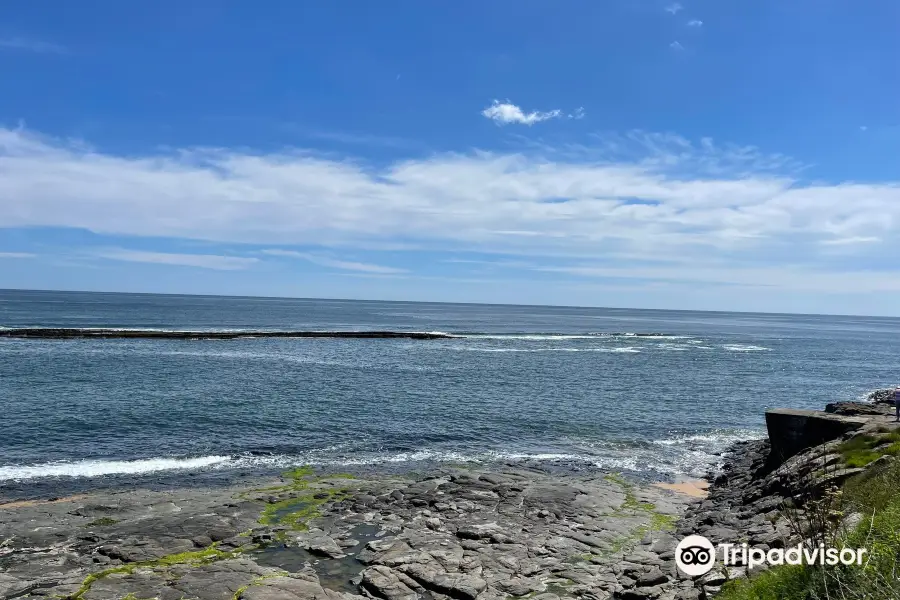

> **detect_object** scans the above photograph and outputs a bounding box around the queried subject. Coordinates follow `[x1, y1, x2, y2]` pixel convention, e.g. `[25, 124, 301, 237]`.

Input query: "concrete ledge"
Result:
[765, 408, 869, 462]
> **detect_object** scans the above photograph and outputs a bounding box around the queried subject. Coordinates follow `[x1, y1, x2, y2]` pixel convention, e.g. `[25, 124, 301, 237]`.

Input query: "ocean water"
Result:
[2, 289, 899, 498]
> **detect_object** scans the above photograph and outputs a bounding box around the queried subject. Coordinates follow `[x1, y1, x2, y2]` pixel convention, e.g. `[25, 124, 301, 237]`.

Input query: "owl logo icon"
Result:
[675, 535, 716, 576]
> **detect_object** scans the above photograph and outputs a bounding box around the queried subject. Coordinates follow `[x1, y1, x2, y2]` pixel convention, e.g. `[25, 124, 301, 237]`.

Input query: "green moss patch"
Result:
[69, 544, 244, 600]
[252, 466, 352, 532]
[592, 472, 679, 558]
[70, 466, 351, 600]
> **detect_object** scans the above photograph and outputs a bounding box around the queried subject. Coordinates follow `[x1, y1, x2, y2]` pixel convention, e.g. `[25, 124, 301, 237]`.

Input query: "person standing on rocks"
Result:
[894, 386, 900, 421]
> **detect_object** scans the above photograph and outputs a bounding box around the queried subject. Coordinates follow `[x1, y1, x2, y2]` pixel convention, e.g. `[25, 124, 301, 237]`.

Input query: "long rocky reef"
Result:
[0, 329, 455, 340]
[1, 392, 897, 600]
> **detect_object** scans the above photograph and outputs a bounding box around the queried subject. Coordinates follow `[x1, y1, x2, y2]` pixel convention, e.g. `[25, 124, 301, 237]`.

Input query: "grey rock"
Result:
[495, 577, 545, 596]
[637, 567, 669, 587]
[361, 565, 419, 600]
[400, 563, 487, 600]
[294, 532, 346, 559]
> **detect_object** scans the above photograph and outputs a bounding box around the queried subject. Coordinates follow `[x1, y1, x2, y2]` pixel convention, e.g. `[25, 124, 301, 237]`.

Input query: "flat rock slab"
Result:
[0, 468, 697, 600]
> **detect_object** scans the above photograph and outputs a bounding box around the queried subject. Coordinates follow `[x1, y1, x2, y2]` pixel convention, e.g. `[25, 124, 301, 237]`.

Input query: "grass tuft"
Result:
[717, 456, 900, 600]
[838, 432, 900, 467]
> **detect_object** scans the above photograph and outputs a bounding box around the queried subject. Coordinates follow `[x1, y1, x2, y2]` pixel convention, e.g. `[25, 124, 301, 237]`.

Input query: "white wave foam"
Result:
[444, 346, 641, 353]
[723, 344, 771, 352]
[465, 334, 603, 340]
[0, 455, 231, 482]
[231, 450, 479, 468]
[617, 333, 686, 339]
[652, 429, 762, 447]
[2, 427, 766, 482]
[463, 333, 685, 341]
[485, 451, 585, 461]
[596, 347, 642, 353]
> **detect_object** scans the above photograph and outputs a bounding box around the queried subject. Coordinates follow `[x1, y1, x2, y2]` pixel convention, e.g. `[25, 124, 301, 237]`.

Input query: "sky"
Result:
[1, 1, 899, 316]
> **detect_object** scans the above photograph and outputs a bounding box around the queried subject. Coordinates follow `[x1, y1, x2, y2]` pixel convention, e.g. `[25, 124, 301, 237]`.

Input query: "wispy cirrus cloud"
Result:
[0, 252, 36, 259]
[537, 264, 900, 293]
[820, 236, 881, 246]
[669, 41, 685, 51]
[687, 19, 703, 27]
[665, 3, 684, 14]
[92, 249, 258, 270]
[0, 36, 66, 54]
[261, 249, 406, 274]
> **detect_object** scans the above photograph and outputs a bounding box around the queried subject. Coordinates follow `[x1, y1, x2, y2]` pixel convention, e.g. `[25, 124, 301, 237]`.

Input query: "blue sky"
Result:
[1, 1, 899, 315]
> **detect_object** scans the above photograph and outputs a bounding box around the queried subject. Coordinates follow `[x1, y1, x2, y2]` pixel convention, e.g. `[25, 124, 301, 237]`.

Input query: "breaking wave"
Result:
[0, 456, 230, 482]
[723, 344, 771, 352]
[0, 427, 765, 483]
[442, 346, 642, 353]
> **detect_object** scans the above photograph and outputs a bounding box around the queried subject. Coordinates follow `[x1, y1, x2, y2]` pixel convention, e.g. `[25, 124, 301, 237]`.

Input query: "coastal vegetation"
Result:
[718, 440, 900, 600]
[836, 429, 900, 468]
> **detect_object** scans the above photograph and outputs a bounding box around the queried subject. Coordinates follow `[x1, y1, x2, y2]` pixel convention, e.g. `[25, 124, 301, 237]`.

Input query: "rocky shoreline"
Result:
[2, 392, 897, 600]
[0, 465, 697, 600]
[673, 390, 899, 598]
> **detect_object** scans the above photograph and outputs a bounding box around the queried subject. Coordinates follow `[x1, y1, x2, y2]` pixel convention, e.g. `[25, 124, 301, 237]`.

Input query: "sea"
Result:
[2, 289, 899, 500]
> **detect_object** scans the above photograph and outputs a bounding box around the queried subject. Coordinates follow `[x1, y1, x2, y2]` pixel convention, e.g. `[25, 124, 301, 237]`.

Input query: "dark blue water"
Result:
[2, 289, 899, 495]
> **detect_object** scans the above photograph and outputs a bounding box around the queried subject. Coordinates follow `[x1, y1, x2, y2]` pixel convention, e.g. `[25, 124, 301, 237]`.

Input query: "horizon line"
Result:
[1, 287, 897, 321]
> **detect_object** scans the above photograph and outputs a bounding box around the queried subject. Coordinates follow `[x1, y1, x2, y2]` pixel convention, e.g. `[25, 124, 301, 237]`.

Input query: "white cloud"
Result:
[538, 264, 900, 293]
[687, 19, 703, 27]
[482, 100, 562, 126]
[93, 249, 258, 270]
[0, 36, 66, 54]
[666, 3, 684, 14]
[0, 252, 36, 258]
[261, 249, 406, 274]
[670, 41, 685, 51]
[820, 236, 880, 246]
[1, 127, 900, 294]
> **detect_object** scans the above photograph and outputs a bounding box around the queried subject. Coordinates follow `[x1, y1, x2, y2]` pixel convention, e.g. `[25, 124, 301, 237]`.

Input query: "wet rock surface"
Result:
[0, 467, 697, 600]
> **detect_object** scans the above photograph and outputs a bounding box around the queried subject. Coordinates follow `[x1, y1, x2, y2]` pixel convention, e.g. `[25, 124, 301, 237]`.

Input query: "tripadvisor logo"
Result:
[675, 535, 716, 576]
[675, 535, 867, 577]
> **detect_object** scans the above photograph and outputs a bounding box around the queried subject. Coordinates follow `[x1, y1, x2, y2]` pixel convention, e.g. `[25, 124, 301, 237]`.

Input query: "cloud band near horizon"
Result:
[1, 126, 899, 294]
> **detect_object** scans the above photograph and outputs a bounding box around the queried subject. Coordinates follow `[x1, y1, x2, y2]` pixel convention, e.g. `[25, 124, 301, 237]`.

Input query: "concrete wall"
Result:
[765, 408, 869, 463]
